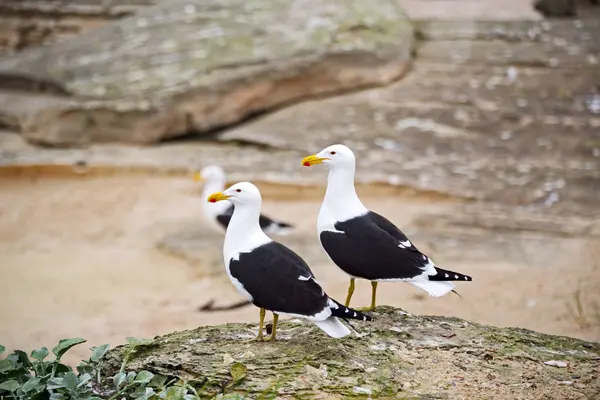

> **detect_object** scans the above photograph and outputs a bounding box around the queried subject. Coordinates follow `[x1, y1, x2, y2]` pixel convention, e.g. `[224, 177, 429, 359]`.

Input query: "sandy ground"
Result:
[0, 174, 599, 365]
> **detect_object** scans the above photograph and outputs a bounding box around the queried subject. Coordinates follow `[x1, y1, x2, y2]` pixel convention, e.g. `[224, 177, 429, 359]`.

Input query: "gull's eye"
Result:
[330, 151, 336, 155]
[236, 189, 242, 193]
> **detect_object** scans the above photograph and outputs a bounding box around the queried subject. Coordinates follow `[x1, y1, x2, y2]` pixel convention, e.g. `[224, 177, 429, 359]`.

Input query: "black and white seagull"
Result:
[194, 165, 293, 235]
[207, 181, 372, 341]
[301, 144, 472, 311]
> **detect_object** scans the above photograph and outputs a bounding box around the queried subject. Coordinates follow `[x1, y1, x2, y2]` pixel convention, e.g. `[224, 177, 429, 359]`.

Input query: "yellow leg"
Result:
[264, 313, 278, 342]
[344, 278, 356, 307]
[257, 308, 266, 341]
[357, 282, 378, 312]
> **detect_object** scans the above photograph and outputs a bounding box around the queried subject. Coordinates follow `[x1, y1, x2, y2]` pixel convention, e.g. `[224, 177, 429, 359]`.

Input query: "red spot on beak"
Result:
[303, 161, 310, 167]
[209, 198, 216, 203]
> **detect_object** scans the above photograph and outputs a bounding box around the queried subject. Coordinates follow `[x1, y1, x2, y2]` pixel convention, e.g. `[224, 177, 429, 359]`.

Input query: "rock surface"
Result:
[0, 0, 156, 55]
[219, 19, 600, 217]
[0, 0, 414, 146]
[101, 306, 600, 399]
[1, 19, 598, 217]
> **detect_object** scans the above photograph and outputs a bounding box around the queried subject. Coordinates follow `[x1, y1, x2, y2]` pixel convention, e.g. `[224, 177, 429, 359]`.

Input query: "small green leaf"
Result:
[90, 344, 110, 363]
[76, 363, 94, 376]
[52, 339, 86, 360]
[0, 380, 19, 392]
[163, 386, 186, 399]
[0, 358, 15, 373]
[125, 337, 154, 347]
[134, 370, 154, 384]
[0, 345, 5, 355]
[31, 347, 49, 362]
[148, 374, 168, 388]
[183, 395, 196, 400]
[77, 373, 92, 388]
[9, 350, 33, 369]
[20, 378, 43, 393]
[229, 362, 247, 384]
[63, 371, 78, 392]
[113, 372, 126, 389]
[46, 377, 65, 390]
[133, 387, 156, 400]
[49, 393, 66, 400]
[126, 371, 137, 383]
[54, 363, 71, 375]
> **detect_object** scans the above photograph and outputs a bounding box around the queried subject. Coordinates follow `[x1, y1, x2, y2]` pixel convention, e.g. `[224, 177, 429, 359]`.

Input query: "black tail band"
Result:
[429, 267, 473, 282]
[329, 299, 372, 321]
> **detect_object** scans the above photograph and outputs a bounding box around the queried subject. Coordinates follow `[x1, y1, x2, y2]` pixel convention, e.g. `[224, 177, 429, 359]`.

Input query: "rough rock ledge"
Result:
[102, 306, 600, 399]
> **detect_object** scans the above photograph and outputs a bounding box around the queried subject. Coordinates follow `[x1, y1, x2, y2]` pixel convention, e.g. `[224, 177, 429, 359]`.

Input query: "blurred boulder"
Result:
[0, 0, 414, 146]
[534, 0, 576, 17]
[534, 0, 599, 17]
[0, 0, 156, 54]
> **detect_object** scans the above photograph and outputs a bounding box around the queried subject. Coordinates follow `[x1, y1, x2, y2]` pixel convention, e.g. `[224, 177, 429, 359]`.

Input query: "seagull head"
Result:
[207, 181, 262, 206]
[193, 165, 225, 183]
[301, 144, 355, 170]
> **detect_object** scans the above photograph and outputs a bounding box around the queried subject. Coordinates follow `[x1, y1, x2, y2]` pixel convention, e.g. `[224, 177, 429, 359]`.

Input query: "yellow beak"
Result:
[302, 154, 327, 167]
[207, 191, 231, 203]
[193, 172, 203, 182]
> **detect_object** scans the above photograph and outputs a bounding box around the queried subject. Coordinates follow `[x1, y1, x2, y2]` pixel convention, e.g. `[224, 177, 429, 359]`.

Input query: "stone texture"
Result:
[398, 0, 541, 20]
[1, 19, 598, 218]
[217, 20, 600, 217]
[100, 306, 600, 399]
[0, 0, 156, 55]
[0, 0, 414, 146]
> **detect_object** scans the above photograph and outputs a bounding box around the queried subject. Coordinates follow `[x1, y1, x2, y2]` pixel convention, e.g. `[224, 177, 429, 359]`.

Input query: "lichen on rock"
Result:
[101, 306, 600, 399]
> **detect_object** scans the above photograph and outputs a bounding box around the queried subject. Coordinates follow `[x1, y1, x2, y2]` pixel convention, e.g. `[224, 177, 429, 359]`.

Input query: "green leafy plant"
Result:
[0, 338, 247, 400]
[0, 338, 89, 400]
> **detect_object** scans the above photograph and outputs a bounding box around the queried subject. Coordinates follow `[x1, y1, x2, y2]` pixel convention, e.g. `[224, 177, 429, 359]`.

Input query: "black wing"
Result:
[365, 212, 421, 252]
[216, 205, 293, 231]
[215, 205, 235, 229]
[319, 211, 427, 280]
[228, 242, 328, 316]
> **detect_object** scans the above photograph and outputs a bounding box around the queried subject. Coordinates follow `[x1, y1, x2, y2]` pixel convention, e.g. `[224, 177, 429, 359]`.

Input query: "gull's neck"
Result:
[223, 203, 271, 263]
[322, 165, 368, 222]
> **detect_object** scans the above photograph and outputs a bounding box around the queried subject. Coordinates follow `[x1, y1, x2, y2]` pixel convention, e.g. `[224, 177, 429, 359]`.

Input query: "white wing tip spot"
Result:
[464, 276, 469, 280]
[354, 312, 357, 317]
[445, 273, 449, 278]
[298, 275, 310, 281]
[398, 240, 411, 248]
[455, 274, 459, 279]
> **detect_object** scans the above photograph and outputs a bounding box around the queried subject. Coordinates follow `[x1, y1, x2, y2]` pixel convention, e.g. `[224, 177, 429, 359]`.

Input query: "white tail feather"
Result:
[408, 280, 455, 297]
[313, 317, 351, 338]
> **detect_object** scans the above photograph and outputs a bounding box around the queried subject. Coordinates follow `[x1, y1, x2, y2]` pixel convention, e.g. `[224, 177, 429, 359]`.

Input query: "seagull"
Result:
[207, 181, 372, 341]
[194, 165, 293, 235]
[301, 144, 472, 311]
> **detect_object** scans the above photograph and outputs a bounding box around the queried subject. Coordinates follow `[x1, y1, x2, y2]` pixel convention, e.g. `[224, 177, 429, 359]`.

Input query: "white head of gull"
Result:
[196, 166, 293, 234]
[302, 144, 368, 232]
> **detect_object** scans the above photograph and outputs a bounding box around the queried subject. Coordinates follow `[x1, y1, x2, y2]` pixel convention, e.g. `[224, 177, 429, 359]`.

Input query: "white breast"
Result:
[223, 229, 271, 302]
[317, 204, 344, 234]
[225, 259, 254, 301]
